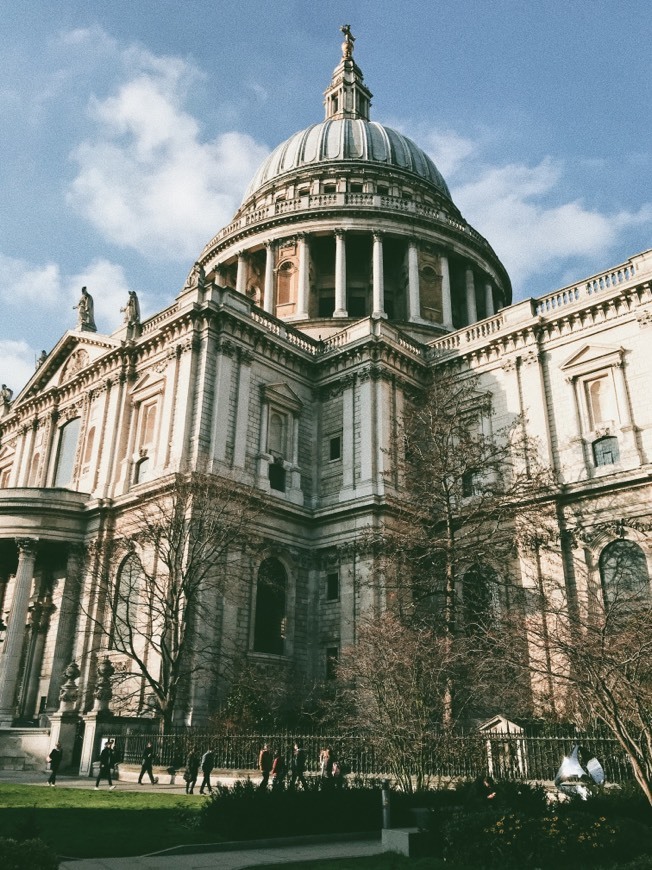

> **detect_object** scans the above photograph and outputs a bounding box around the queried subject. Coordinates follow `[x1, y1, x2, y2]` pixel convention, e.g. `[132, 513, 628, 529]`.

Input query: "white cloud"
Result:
[0, 340, 36, 395]
[0, 255, 63, 306]
[68, 49, 269, 261]
[395, 121, 652, 296]
[452, 160, 652, 291]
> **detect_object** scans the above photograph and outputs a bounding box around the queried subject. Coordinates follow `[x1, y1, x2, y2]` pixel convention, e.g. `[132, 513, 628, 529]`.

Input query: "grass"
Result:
[0, 783, 212, 858]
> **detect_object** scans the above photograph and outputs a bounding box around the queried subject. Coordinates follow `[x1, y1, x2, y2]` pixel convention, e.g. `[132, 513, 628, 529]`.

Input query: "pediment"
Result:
[560, 343, 623, 376]
[12, 331, 120, 404]
[261, 382, 303, 412]
[130, 370, 166, 397]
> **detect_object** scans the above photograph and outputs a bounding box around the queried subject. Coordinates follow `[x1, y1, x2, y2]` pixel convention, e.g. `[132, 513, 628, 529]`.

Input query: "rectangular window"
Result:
[326, 571, 340, 601]
[329, 436, 341, 461]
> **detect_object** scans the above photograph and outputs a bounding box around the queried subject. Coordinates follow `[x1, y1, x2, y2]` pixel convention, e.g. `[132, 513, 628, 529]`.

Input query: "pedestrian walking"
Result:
[258, 743, 272, 790]
[271, 749, 286, 790]
[290, 741, 307, 789]
[320, 746, 334, 787]
[185, 747, 200, 795]
[47, 742, 62, 786]
[95, 738, 116, 790]
[138, 741, 159, 784]
[199, 748, 215, 794]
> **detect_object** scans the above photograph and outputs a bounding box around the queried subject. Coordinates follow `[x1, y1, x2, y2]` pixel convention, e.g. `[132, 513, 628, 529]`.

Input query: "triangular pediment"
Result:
[262, 382, 303, 411]
[561, 343, 623, 375]
[12, 331, 120, 405]
[130, 370, 166, 396]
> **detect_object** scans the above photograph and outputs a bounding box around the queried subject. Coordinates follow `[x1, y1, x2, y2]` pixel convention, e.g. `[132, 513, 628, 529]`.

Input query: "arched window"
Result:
[277, 261, 294, 305]
[134, 456, 150, 484]
[253, 558, 287, 655]
[268, 413, 285, 455]
[53, 418, 81, 487]
[111, 554, 143, 649]
[599, 540, 650, 608]
[463, 565, 497, 634]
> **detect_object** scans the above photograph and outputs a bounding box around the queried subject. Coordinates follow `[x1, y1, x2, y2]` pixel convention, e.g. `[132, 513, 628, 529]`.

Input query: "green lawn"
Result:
[0, 783, 212, 858]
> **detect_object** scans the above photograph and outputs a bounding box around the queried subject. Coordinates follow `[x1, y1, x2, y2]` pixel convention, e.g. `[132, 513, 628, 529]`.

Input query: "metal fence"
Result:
[97, 724, 634, 784]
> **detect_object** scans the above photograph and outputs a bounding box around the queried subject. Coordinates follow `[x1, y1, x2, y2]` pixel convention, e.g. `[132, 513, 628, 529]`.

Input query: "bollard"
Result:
[381, 779, 391, 829]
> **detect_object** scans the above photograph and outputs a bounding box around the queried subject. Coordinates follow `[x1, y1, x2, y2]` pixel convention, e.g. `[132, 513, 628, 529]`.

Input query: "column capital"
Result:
[373, 230, 384, 242]
[264, 238, 276, 250]
[15, 537, 38, 558]
[334, 228, 346, 240]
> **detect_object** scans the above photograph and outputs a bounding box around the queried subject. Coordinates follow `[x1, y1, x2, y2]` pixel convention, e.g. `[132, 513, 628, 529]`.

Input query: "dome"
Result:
[242, 119, 451, 203]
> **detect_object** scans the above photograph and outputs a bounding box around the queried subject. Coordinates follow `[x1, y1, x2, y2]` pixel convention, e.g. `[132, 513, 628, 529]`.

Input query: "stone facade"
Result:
[1, 32, 651, 740]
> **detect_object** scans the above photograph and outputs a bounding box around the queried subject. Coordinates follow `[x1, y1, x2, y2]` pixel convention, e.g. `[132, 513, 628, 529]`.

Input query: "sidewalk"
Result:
[59, 835, 384, 869]
[0, 769, 386, 868]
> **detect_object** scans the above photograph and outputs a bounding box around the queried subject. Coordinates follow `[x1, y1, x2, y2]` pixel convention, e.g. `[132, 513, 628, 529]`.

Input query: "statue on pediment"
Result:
[73, 286, 97, 332]
[121, 290, 141, 326]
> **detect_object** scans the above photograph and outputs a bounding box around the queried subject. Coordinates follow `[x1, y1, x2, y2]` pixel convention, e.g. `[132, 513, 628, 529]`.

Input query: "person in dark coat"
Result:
[290, 741, 307, 790]
[185, 748, 200, 795]
[199, 748, 215, 794]
[47, 742, 62, 786]
[271, 749, 286, 790]
[95, 738, 116, 790]
[138, 741, 158, 784]
[258, 743, 272, 790]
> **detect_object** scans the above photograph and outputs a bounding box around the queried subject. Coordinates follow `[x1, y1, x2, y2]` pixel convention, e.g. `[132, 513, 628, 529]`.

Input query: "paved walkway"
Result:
[58, 836, 384, 869]
[0, 769, 386, 869]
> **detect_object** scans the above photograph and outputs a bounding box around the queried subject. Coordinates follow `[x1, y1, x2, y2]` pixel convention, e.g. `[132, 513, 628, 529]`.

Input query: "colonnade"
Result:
[0, 538, 80, 726]
[230, 231, 497, 328]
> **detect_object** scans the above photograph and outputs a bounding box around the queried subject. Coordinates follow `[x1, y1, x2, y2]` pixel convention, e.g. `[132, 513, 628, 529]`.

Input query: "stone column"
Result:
[372, 232, 386, 319]
[235, 252, 247, 296]
[485, 282, 495, 318]
[46, 547, 83, 714]
[334, 230, 348, 317]
[407, 239, 420, 322]
[296, 235, 310, 318]
[20, 597, 54, 721]
[441, 255, 454, 330]
[0, 538, 38, 726]
[465, 267, 477, 324]
[263, 241, 275, 313]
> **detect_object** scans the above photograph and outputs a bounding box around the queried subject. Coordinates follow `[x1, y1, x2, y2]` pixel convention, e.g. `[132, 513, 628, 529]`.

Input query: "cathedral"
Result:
[1, 29, 651, 765]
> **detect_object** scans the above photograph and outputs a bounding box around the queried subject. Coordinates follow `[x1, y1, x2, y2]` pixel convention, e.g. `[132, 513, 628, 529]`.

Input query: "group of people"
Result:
[257, 742, 345, 791]
[44, 737, 349, 793]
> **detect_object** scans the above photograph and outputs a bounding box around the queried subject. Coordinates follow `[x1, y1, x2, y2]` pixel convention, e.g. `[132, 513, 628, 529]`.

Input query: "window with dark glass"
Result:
[326, 571, 340, 601]
[463, 565, 496, 634]
[329, 436, 341, 461]
[253, 558, 287, 655]
[593, 436, 619, 467]
[600, 540, 650, 608]
[53, 418, 81, 488]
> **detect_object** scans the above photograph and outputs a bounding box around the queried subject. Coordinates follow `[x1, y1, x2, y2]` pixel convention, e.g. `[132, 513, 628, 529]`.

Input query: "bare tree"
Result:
[370, 365, 552, 723]
[83, 472, 262, 731]
[503, 517, 652, 805]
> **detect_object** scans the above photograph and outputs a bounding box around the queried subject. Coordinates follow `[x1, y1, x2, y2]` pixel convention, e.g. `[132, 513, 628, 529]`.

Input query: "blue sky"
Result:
[1, 0, 651, 392]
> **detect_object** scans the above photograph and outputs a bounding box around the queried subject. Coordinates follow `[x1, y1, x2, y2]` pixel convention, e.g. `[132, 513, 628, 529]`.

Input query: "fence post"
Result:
[382, 779, 392, 829]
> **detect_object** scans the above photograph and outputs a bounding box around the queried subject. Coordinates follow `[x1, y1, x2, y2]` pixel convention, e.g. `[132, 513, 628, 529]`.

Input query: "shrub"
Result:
[0, 838, 59, 870]
[199, 778, 383, 839]
[441, 806, 651, 869]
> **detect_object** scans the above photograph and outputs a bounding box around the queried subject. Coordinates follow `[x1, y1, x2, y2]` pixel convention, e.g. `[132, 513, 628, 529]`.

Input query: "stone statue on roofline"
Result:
[0, 384, 12, 418]
[121, 290, 141, 326]
[73, 286, 97, 332]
